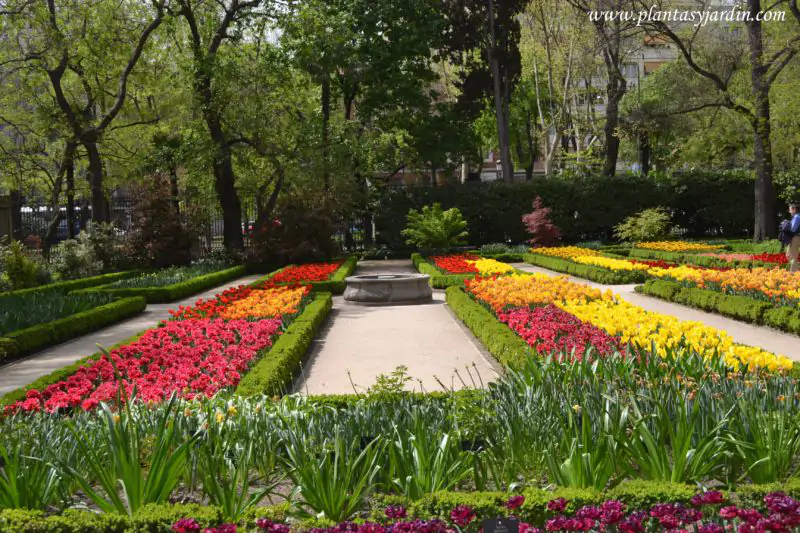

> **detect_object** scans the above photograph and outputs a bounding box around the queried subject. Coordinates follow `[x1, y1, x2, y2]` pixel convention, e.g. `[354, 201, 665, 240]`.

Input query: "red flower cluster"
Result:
[753, 253, 788, 264]
[498, 305, 622, 358]
[170, 284, 257, 320]
[629, 259, 674, 269]
[268, 261, 343, 284]
[8, 318, 282, 413]
[431, 255, 478, 274]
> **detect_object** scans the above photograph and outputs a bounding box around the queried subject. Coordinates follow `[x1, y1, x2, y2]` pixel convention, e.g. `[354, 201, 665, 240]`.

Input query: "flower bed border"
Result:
[636, 279, 800, 336]
[0, 296, 146, 365]
[0, 329, 150, 408]
[444, 285, 531, 369]
[73, 266, 247, 303]
[0, 270, 142, 300]
[523, 253, 648, 284]
[5, 479, 800, 532]
[628, 248, 779, 269]
[411, 253, 476, 288]
[235, 291, 333, 396]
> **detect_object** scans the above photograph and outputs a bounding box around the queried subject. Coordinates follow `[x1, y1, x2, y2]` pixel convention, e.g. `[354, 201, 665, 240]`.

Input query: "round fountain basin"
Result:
[343, 274, 432, 305]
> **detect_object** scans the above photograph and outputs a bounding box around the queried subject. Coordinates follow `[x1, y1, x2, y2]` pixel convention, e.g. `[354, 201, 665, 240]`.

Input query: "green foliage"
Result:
[411, 253, 475, 288]
[0, 240, 50, 291]
[235, 292, 333, 396]
[0, 271, 140, 300]
[0, 296, 146, 362]
[444, 286, 531, 369]
[401, 203, 469, 251]
[614, 207, 672, 243]
[637, 280, 792, 331]
[63, 394, 198, 516]
[523, 253, 649, 284]
[51, 239, 103, 281]
[77, 266, 246, 303]
[375, 172, 762, 248]
[0, 291, 115, 336]
[108, 262, 230, 289]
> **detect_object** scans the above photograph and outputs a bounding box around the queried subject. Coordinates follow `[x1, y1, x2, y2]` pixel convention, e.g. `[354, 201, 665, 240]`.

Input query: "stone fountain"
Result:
[343, 273, 432, 305]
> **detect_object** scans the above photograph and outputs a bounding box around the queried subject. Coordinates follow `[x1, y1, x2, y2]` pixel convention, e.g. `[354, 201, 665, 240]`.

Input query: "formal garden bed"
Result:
[411, 253, 517, 288]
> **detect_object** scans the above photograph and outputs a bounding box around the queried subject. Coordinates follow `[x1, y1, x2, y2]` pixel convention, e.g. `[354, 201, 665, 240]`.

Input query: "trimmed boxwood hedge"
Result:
[411, 253, 475, 288]
[5, 479, 800, 532]
[75, 265, 247, 303]
[523, 253, 648, 284]
[235, 291, 333, 396]
[628, 247, 779, 269]
[635, 279, 800, 335]
[445, 285, 531, 369]
[479, 252, 525, 262]
[0, 296, 146, 364]
[0, 270, 141, 300]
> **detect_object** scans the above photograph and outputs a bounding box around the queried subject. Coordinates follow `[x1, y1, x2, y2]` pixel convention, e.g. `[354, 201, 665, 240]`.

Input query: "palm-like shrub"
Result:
[401, 203, 468, 252]
[614, 207, 672, 243]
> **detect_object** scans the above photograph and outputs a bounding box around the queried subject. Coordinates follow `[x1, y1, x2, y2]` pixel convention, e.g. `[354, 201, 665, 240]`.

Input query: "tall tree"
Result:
[175, 0, 264, 252]
[0, 0, 167, 223]
[632, 0, 800, 239]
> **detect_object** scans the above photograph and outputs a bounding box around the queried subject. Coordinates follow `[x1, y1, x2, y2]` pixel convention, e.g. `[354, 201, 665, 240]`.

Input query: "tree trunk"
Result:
[10, 189, 22, 241]
[43, 142, 75, 256]
[83, 140, 108, 222]
[747, 2, 776, 241]
[638, 132, 650, 176]
[66, 146, 76, 239]
[488, 0, 514, 183]
[170, 168, 180, 216]
[321, 76, 331, 190]
[210, 132, 243, 251]
[602, 77, 624, 177]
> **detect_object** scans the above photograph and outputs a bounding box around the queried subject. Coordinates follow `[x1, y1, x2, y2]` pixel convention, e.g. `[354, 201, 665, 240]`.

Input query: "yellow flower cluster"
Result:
[532, 246, 602, 259]
[468, 258, 515, 275]
[466, 273, 611, 311]
[466, 273, 792, 371]
[637, 241, 725, 252]
[649, 266, 800, 305]
[573, 256, 651, 272]
[557, 298, 792, 371]
[219, 286, 308, 320]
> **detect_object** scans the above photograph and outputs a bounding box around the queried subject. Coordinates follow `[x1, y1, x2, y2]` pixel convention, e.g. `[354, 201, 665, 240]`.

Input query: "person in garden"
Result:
[785, 203, 800, 272]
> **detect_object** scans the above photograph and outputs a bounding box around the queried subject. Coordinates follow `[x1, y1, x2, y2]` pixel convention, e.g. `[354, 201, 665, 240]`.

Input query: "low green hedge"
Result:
[76, 266, 247, 303]
[0, 502, 288, 533]
[267, 256, 358, 294]
[523, 253, 648, 284]
[635, 279, 800, 334]
[0, 270, 141, 300]
[445, 286, 530, 369]
[628, 248, 778, 269]
[236, 292, 333, 397]
[4, 479, 800, 532]
[411, 253, 475, 288]
[479, 252, 525, 262]
[0, 296, 146, 364]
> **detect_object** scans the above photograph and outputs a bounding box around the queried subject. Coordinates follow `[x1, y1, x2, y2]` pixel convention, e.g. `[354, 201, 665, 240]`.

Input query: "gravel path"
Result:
[294, 260, 500, 395]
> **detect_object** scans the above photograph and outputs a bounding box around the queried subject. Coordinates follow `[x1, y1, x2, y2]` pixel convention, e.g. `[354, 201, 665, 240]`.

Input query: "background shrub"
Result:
[522, 196, 561, 245]
[0, 239, 50, 290]
[614, 207, 672, 243]
[401, 203, 468, 251]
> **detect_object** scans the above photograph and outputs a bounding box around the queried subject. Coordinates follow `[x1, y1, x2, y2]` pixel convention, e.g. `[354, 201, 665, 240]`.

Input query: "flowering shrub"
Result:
[531, 247, 602, 259]
[268, 261, 343, 284]
[170, 492, 800, 533]
[648, 265, 800, 307]
[572, 256, 651, 272]
[637, 241, 725, 253]
[431, 255, 479, 274]
[498, 304, 621, 357]
[466, 274, 792, 371]
[7, 318, 283, 413]
[430, 255, 514, 275]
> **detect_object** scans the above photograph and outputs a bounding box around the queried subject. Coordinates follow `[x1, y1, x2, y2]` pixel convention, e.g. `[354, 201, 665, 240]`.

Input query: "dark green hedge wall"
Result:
[374, 171, 770, 248]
